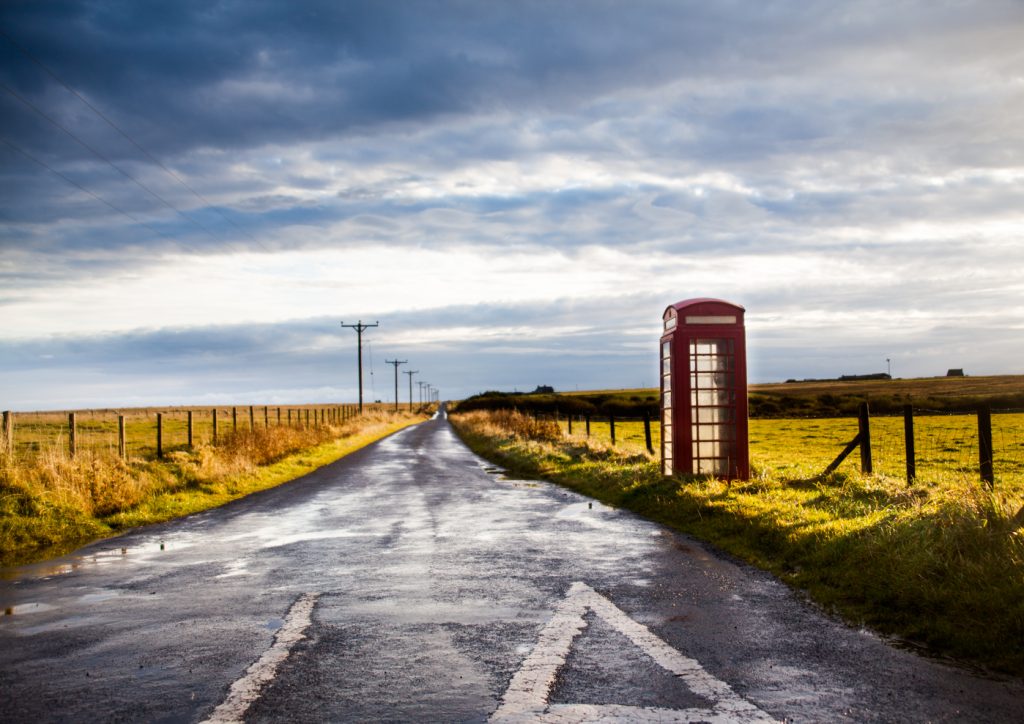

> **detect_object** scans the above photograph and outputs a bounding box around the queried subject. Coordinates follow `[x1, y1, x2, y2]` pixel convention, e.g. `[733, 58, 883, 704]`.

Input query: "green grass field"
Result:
[558, 413, 1024, 486]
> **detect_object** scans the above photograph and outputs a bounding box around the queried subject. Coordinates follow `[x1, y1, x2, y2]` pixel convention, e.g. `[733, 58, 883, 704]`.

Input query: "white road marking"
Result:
[491, 582, 776, 723]
[202, 592, 319, 724]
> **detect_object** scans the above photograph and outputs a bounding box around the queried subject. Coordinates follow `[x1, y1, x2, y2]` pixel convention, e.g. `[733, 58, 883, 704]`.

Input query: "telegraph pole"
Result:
[403, 369, 419, 412]
[418, 381, 426, 405]
[385, 359, 407, 412]
[341, 320, 378, 413]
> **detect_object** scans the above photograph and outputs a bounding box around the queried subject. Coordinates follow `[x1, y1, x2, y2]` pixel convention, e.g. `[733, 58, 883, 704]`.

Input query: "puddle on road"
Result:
[215, 560, 251, 579]
[3, 585, 121, 613]
[4, 601, 57, 615]
[554, 501, 617, 528]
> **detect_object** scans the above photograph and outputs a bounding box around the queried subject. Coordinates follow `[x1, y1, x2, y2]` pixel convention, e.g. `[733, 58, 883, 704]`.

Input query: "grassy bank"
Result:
[1, 409, 427, 567]
[450, 409, 1024, 676]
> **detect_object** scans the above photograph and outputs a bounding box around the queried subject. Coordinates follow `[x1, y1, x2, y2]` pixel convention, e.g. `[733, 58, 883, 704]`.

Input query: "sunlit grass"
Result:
[559, 413, 1024, 487]
[452, 409, 1024, 675]
[0, 407, 427, 566]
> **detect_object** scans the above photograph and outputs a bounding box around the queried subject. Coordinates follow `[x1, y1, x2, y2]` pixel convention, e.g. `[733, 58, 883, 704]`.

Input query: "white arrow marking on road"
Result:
[491, 582, 777, 723]
[203, 592, 319, 724]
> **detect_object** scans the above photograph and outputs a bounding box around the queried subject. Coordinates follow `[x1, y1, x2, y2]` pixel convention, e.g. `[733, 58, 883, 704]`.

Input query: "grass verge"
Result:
[450, 409, 1024, 676]
[1, 410, 426, 567]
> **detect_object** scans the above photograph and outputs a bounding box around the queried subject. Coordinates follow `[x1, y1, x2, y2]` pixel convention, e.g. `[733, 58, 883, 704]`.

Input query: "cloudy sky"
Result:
[2, 1, 1022, 410]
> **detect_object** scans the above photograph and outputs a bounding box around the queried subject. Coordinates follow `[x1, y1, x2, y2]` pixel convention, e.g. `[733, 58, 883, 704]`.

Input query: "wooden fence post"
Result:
[212, 409, 218, 446]
[978, 404, 994, 486]
[567, 415, 573, 435]
[118, 415, 125, 459]
[69, 412, 77, 458]
[264, 406, 269, 429]
[277, 407, 281, 425]
[643, 412, 654, 454]
[187, 410, 194, 449]
[903, 404, 915, 483]
[858, 402, 872, 474]
[232, 406, 237, 433]
[156, 413, 163, 459]
[249, 405, 255, 432]
[609, 414, 616, 446]
[585, 414, 591, 437]
[2, 411, 11, 455]
[305, 409, 310, 428]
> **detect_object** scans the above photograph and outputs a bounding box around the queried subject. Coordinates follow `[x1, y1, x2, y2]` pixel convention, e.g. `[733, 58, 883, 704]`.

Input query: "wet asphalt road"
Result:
[2, 410, 1023, 723]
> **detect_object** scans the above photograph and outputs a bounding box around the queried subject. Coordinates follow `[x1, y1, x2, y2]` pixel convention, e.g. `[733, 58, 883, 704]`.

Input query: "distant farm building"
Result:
[947, 368, 965, 377]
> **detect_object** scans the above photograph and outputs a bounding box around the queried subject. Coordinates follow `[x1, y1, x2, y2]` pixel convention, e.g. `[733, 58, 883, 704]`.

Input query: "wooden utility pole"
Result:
[978, 404, 994, 486]
[341, 320, 379, 413]
[403, 369, 418, 412]
[385, 359, 407, 412]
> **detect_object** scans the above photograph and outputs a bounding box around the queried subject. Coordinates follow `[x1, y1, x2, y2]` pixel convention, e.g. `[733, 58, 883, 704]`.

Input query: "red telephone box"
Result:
[660, 298, 749, 480]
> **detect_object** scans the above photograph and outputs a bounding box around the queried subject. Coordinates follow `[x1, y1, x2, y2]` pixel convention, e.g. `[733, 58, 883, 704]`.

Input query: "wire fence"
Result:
[541, 407, 1024, 486]
[1, 404, 381, 462]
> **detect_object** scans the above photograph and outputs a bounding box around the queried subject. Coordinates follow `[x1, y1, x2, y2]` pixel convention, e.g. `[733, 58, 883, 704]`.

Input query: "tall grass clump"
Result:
[1, 408, 426, 566]
[450, 409, 1024, 675]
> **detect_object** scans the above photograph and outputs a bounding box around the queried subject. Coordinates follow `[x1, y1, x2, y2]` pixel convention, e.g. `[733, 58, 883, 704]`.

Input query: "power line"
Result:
[1, 81, 227, 247]
[0, 28, 270, 252]
[1, 136, 199, 252]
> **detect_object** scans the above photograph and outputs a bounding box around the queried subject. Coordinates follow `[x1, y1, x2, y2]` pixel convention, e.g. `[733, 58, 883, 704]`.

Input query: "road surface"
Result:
[2, 410, 1022, 722]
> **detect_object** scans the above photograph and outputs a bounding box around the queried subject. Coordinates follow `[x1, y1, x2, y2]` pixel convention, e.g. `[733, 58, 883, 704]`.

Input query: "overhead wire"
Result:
[0, 136, 199, 252]
[0, 28, 270, 253]
[0, 81, 231, 250]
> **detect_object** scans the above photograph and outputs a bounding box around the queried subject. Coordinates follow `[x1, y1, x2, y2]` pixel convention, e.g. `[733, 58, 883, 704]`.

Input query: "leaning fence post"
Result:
[903, 404, 915, 483]
[2, 411, 12, 455]
[609, 414, 616, 446]
[643, 411, 654, 454]
[858, 402, 872, 474]
[69, 412, 77, 458]
[156, 413, 163, 459]
[118, 414, 126, 459]
[978, 404, 994, 486]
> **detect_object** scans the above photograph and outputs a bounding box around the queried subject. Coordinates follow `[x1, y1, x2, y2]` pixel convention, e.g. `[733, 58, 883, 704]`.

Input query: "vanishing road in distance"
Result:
[2, 409, 1022, 722]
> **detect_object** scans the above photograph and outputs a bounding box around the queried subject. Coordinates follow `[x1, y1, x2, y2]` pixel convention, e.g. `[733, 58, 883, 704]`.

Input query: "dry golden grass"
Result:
[0, 408, 429, 566]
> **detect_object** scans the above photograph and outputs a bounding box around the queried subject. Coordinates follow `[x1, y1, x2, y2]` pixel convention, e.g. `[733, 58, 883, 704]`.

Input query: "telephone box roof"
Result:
[665, 298, 745, 314]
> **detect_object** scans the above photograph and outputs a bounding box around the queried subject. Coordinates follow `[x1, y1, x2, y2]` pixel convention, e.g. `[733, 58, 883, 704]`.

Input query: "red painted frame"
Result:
[660, 298, 749, 480]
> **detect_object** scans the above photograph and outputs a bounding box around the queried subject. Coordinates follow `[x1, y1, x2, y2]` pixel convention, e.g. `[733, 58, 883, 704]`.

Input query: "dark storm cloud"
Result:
[2, 1, 718, 154]
[1, 0, 1022, 408]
